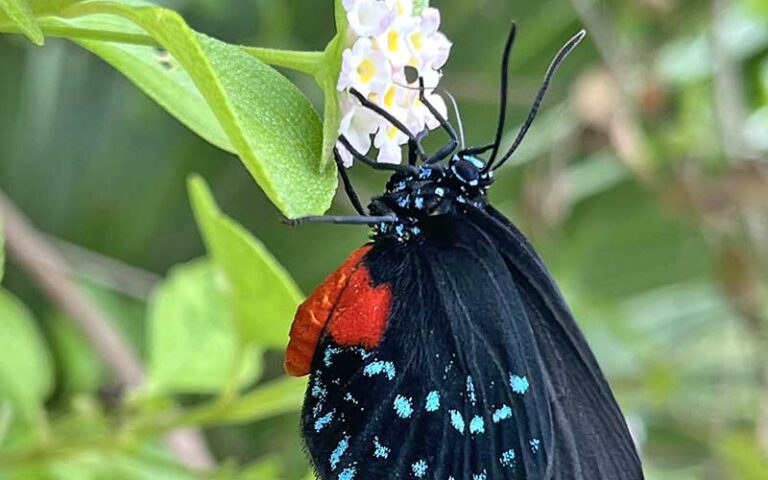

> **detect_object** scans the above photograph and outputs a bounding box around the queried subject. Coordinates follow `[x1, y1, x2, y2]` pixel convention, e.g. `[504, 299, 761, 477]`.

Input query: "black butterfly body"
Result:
[286, 25, 645, 480]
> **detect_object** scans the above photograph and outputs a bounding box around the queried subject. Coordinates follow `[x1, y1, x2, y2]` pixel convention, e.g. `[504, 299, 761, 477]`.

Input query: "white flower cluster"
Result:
[337, 0, 452, 166]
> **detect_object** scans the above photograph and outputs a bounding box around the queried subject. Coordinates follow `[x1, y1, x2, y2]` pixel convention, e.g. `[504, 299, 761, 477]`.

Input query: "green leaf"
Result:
[0, 0, 44, 45]
[413, 0, 430, 15]
[42, 1, 337, 217]
[213, 376, 306, 425]
[188, 175, 303, 348]
[0, 289, 52, 421]
[146, 258, 262, 394]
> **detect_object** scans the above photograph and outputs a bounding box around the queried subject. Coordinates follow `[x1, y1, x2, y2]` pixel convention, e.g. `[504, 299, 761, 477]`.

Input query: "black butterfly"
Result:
[285, 23, 644, 480]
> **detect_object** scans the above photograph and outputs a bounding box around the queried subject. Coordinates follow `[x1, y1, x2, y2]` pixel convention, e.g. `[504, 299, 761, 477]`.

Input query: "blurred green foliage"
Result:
[0, 0, 767, 479]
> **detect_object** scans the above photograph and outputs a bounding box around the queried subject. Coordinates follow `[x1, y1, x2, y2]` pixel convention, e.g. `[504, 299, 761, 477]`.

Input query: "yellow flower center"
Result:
[357, 59, 376, 84]
[410, 32, 423, 52]
[386, 125, 399, 141]
[384, 86, 397, 108]
[387, 30, 401, 53]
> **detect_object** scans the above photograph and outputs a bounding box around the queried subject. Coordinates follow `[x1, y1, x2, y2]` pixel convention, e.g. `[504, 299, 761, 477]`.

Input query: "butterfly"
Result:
[285, 23, 644, 480]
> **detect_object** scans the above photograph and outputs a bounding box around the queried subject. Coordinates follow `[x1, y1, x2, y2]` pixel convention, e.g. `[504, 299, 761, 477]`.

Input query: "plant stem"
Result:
[240, 47, 324, 75]
[0, 191, 214, 470]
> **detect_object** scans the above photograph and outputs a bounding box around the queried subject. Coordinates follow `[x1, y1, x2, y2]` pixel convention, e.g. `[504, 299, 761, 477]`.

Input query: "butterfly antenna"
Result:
[442, 89, 466, 149]
[485, 22, 517, 166]
[488, 29, 587, 171]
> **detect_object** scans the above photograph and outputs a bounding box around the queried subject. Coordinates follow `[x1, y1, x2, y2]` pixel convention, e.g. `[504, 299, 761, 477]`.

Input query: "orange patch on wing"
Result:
[285, 245, 384, 376]
[327, 265, 391, 349]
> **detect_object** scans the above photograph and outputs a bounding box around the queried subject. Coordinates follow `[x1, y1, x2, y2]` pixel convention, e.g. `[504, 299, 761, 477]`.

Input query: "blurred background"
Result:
[1, 0, 768, 478]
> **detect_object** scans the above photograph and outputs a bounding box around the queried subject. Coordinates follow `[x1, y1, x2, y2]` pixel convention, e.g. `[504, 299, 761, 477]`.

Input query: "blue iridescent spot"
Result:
[449, 410, 465, 433]
[373, 436, 390, 459]
[311, 384, 327, 400]
[330, 436, 349, 471]
[492, 404, 512, 423]
[425, 391, 440, 412]
[324, 346, 340, 367]
[467, 156, 484, 168]
[469, 415, 485, 435]
[414, 197, 425, 209]
[397, 196, 409, 208]
[314, 411, 334, 432]
[510, 374, 530, 395]
[500, 449, 516, 468]
[364, 361, 396, 380]
[411, 460, 428, 477]
[435, 187, 445, 197]
[530, 438, 541, 453]
[344, 392, 358, 404]
[418, 167, 432, 179]
[412, 226, 422, 236]
[393, 395, 413, 418]
[466, 376, 477, 405]
[395, 224, 405, 236]
[472, 470, 488, 480]
[338, 467, 356, 480]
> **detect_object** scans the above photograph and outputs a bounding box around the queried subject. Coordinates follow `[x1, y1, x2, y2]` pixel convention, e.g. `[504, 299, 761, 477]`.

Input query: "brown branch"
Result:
[0, 191, 214, 469]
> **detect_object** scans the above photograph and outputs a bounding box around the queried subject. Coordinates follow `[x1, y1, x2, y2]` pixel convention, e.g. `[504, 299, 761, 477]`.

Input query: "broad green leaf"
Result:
[188, 176, 303, 348]
[0, 0, 44, 45]
[147, 258, 262, 394]
[36, 1, 337, 217]
[39, 14, 231, 153]
[214, 376, 306, 425]
[0, 289, 52, 420]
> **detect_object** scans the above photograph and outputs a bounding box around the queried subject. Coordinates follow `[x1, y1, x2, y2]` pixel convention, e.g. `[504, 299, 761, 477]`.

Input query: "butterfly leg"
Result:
[338, 135, 418, 174]
[334, 147, 367, 215]
[417, 78, 459, 164]
[348, 88, 430, 163]
[408, 130, 429, 166]
[285, 215, 397, 226]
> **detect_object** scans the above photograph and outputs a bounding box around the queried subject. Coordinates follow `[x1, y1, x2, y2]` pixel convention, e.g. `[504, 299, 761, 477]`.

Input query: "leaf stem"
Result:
[0, 22, 158, 45]
[241, 47, 324, 75]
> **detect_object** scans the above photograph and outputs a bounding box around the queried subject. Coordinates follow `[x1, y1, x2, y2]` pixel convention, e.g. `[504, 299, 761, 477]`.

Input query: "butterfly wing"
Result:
[295, 210, 642, 480]
[472, 206, 644, 478]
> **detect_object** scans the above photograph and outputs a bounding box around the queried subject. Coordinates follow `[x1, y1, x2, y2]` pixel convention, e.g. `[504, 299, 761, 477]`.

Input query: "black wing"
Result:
[301, 210, 643, 479]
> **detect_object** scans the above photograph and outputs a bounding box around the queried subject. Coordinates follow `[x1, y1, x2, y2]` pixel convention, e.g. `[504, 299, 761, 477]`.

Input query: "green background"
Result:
[1, 0, 768, 478]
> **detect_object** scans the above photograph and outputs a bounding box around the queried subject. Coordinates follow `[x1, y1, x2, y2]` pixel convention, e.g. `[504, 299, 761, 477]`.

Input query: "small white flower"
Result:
[374, 124, 409, 164]
[402, 69, 448, 132]
[336, 0, 452, 166]
[346, 0, 397, 37]
[376, 17, 416, 68]
[392, 0, 414, 18]
[337, 94, 381, 166]
[419, 7, 441, 34]
[426, 31, 452, 69]
[338, 37, 392, 96]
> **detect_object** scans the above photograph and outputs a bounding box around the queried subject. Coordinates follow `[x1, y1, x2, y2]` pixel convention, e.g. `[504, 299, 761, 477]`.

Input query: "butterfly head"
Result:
[448, 154, 493, 191]
[368, 156, 493, 242]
